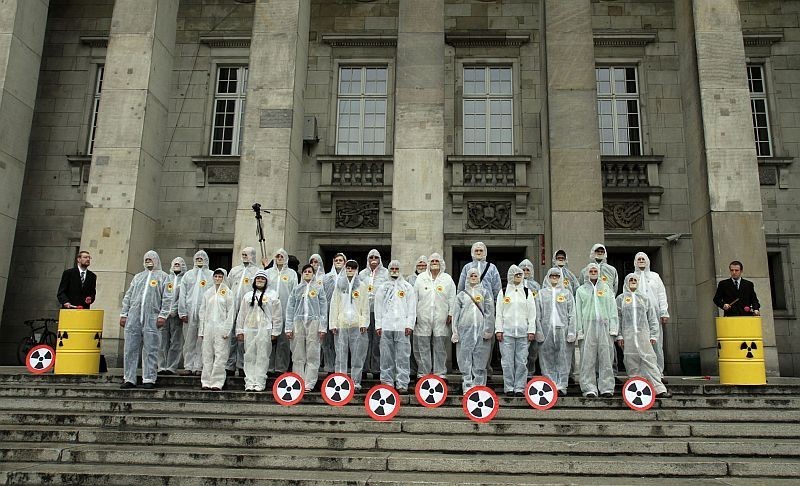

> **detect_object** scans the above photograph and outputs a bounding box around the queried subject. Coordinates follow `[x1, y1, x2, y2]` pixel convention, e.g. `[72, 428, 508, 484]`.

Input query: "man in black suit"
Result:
[713, 260, 760, 317]
[57, 250, 97, 309]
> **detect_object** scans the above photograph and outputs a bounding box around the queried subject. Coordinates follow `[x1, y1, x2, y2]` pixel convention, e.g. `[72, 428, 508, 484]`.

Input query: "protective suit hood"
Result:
[427, 252, 446, 274]
[552, 249, 569, 266]
[519, 259, 535, 277]
[623, 273, 639, 294]
[466, 267, 481, 287]
[273, 248, 288, 268]
[583, 262, 601, 281]
[241, 247, 257, 264]
[336, 261, 362, 292]
[546, 267, 565, 289]
[213, 268, 228, 279]
[415, 255, 429, 273]
[589, 244, 608, 263]
[365, 249, 384, 271]
[471, 241, 488, 261]
[387, 259, 405, 283]
[309, 253, 326, 280]
[253, 269, 269, 289]
[326, 254, 346, 277]
[171, 257, 187, 274]
[506, 264, 524, 283]
[193, 250, 210, 268]
[143, 250, 162, 271]
[634, 252, 651, 272]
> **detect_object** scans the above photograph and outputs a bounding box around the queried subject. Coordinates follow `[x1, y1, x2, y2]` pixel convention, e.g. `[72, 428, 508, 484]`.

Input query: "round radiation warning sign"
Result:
[322, 372, 355, 407]
[462, 386, 499, 423]
[272, 372, 305, 406]
[622, 376, 656, 412]
[26, 345, 55, 374]
[414, 374, 448, 408]
[525, 376, 558, 411]
[365, 384, 400, 421]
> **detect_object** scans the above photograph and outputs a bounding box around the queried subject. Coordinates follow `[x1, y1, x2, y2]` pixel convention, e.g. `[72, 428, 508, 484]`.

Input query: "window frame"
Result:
[334, 64, 391, 156]
[595, 64, 644, 157]
[86, 64, 105, 156]
[209, 64, 249, 157]
[461, 65, 515, 156]
[767, 245, 794, 317]
[746, 63, 774, 158]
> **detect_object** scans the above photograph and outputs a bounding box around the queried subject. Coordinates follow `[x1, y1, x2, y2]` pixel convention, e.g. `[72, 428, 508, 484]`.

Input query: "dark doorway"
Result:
[206, 249, 232, 272]
[451, 246, 527, 287]
[605, 248, 638, 297]
[319, 246, 392, 272]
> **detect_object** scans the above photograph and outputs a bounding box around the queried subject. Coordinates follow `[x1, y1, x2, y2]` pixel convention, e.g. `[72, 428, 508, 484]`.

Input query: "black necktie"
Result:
[735, 280, 739, 290]
[80, 271, 86, 284]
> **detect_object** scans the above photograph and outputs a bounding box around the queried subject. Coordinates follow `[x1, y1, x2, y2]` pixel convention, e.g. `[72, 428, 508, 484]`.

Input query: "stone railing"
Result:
[601, 155, 664, 215]
[447, 155, 531, 214]
[317, 155, 393, 213]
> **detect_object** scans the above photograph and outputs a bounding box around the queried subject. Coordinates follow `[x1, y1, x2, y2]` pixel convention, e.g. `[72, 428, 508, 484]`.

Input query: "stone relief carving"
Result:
[603, 201, 644, 230]
[207, 166, 239, 184]
[466, 201, 511, 230]
[335, 200, 379, 229]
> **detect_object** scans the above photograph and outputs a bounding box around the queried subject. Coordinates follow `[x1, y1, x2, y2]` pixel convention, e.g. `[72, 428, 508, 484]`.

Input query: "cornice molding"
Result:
[593, 31, 657, 47]
[321, 34, 397, 47]
[445, 33, 531, 48]
[743, 31, 783, 46]
[199, 36, 251, 49]
[80, 36, 108, 48]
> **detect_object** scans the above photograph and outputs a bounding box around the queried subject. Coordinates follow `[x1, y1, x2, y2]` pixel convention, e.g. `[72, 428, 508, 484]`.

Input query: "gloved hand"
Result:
[451, 333, 459, 344]
[535, 332, 545, 343]
[567, 333, 576, 343]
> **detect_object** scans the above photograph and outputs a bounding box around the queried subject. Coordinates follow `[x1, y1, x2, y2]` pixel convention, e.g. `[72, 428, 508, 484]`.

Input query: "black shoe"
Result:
[120, 381, 136, 389]
[397, 388, 408, 395]
[237, 368, 246, 378]
[225, 369, 235, 377]
[514, 391, 524, 397]
[661, 377, 669, 384]
[505, 391, 514, 397]
[584, 392, 597, 398]
[600, 392, 613, 398]
[157, 370, 174, 376]
[141, 382, 156, 390]
[557, 389, 567, 397]
[657, 391, 673, 398]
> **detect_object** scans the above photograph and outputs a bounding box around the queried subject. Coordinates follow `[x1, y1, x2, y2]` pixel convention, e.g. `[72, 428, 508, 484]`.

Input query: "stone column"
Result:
[232, 0, 310, 260]
[0, 0, 48, 332]
[79, 0, 178, 365]
[391, 0, 445, 268]
[675, 0, 777, 375]
[543, 0, 604, 271]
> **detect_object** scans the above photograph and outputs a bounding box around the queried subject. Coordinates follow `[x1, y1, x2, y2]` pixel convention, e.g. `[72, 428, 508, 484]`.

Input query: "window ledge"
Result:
[743, 31, 784, 46]
[447, 155, 533, 214]
[446, 155, 532, 165]
[445, 32, 531, 48]
[191, 156, 240, 186]
[593, 31, 657, 47]
[199, 36, 251, 49]
[66, 155, 92, 186]
[317, 155, 393, 213]
[321, 34, 397, 48]
[601, 155, 664, 215]
[80, 36, 108, 48]
[758, 156, 794, 187]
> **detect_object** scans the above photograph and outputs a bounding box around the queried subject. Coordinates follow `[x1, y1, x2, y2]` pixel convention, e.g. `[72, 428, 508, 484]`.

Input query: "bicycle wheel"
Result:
[42, 331, 58, 350]
[17, 337, 35, 365]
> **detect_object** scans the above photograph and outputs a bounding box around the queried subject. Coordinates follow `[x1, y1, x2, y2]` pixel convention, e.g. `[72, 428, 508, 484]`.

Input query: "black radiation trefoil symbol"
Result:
[278, 376, 301, 402]
[740, 341, 758, 359]
[626, 381, 652, 407]
[528, 380, 554, 407]
[369, 388, 396, 416]
[421, 378, 444, 404]
[29, 348, 53, 370]
[468, 390, 494, 418]
[326, 375, 350, 402]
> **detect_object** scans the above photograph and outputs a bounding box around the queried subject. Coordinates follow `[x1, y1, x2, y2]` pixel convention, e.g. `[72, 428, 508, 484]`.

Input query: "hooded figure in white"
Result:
[119, 250, 173, 388]
[266, 248, 297, 373]
[547, 249, 580, 295]
[330, 260, 370, 391]
[519, 258, 542, 378]
[322, 253, 347, 373]
[580, 244, 619, 295]
[616, 273, 670, 397]
[199, 268, 234, 390]
[452, 267, 495, 392]
[158, 256, 186, 375]
[633, 252, 669, 373]
[359, 249, 390, 376]
[407, 255, 428, 287]
[286, 263, 328, 391]
[413, 252, 455, 378]
[179, 250, 213, 374]
[495, 265, 537, 395]
[375, 260, 416, 391]
[519, 259, 541, 293]
[235, 270, 282, 391]
[575, 262, 619, 398]
[537, 267, 577, 395]
[226, 247, 260, 374]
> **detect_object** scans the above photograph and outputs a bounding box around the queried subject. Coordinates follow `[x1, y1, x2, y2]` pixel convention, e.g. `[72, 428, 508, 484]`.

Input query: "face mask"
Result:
[195, 260, 204, 267]
[430, 263, 440, 271]
[145, 262, 155, 270]
[629, 280, 638, 292]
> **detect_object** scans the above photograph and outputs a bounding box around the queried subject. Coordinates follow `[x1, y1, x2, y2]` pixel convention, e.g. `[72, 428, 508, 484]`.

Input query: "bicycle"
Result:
[17, 318, 58, 365]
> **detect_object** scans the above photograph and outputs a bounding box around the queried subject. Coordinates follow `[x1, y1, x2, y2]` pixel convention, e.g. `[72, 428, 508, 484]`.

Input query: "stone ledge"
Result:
[445, 32, 531, 48]
[79, 36, 108, 48]
[743, 31, 784, 46]
[321, 34, 397, 47]
[593, 31, 657, 47]
[66, 155, 91, 186]
[199, 36, 251, 49]
[191, 156, 240, 187]
[758, 156, 793, 188]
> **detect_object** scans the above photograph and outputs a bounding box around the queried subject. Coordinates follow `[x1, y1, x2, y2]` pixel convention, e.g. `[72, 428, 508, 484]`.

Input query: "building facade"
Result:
[0, 0, 797, 376]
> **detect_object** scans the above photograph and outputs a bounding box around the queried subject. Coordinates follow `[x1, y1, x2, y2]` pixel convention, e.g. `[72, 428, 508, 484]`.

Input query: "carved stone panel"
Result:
[603, 200, 644, 230]
[466, 201, 511, 230]
[335, 200, 379, 229]
[207, 165, 239, 184]
[758, 165, 777, 186]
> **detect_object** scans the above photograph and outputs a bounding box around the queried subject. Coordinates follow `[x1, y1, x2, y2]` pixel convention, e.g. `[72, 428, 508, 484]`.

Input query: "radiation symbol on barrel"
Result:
[622, 376, 656, 412]
[25, 345, 55, 374]
[525, 376, 558, 411]
[272, 372, 305, 406]
[740, 341, 758, 359]
[321, 372, 355, 407]
[414, 374, 448, 408]
[462, 386, 499, 423]
[365, 384, 400, 421]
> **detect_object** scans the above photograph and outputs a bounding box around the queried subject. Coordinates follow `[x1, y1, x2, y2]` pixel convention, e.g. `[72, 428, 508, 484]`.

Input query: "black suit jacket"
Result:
[57, 267, 97, 309]
[713, 278, 760, 317]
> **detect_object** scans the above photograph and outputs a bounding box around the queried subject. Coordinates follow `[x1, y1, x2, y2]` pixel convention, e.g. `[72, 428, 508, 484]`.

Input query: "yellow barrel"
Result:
[55, 309, 104, 375]
[716, 317, 767, 385]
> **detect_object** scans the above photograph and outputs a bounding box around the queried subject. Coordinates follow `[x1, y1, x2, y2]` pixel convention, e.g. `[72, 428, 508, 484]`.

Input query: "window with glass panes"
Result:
[87, 65, 104, 155]
[210, 66, 248, 156]
[596, 66, 642, 156]
[336, 66, 387, 155]
[747, 65, 772, 157]
[463, 66, 513, 155]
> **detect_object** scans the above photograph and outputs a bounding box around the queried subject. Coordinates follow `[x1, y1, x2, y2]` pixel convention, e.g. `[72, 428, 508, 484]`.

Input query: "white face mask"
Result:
[145, 261, 155, 270]
[195, 259, 205, 267]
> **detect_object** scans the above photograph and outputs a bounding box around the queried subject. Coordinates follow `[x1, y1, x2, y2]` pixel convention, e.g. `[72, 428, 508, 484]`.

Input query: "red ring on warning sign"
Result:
[365, 384, 400, 421]
[461, 385, 499, 423]
[272, 372, 305, 406]
[26, 345, 55, 374]
[525, 376, 559, 411]
[622, 376, 656, 412]
[414, 374, 448, 408]
[321, 372, 355, 407]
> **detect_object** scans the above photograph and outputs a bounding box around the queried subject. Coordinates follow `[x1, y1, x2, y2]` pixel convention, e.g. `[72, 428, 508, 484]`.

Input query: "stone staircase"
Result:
[1, 369, 799, 485]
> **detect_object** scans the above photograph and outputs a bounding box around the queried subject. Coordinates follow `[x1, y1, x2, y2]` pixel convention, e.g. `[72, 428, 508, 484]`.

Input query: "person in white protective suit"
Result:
[580, 244, 619, 295]
[119, 251, 173, 389]
[178, 250, 213, 376]
[547, 249, 580, 295]
[537, 267, 577, 396]
[495, 265, 537, 397]
[519, 258, 541, 378]
[226, 247, 260, 377]
[519, 259, 541, 293]
[575, 263, 619, 398]
[322, 253, 346, 373]
[158, 257, 186, 375]
[359, 249, 390, 378]
[407, 256, 428, 287]
[330, 260, 370, 392]
[452, 268, 495, 393]
[375, 260, 416, 392]
[266, 248, 297, 374]
[286, 264, 328, 391]
[616, 273, 672, 398]
[633, 252, 670, 375]
[413, 252, 455, 379]
[199, 268, 234, 391]
[235, 270, 282, 391]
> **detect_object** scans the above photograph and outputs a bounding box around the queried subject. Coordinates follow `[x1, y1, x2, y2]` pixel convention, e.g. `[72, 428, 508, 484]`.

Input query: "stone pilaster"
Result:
[391, 0, 445, 269]
[0, 0, 48, 332]
[675, 0, 777, 375]
[79, 0, 178, 365]
[232, 0, 310, 260]
[543, 0, 604, 269]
